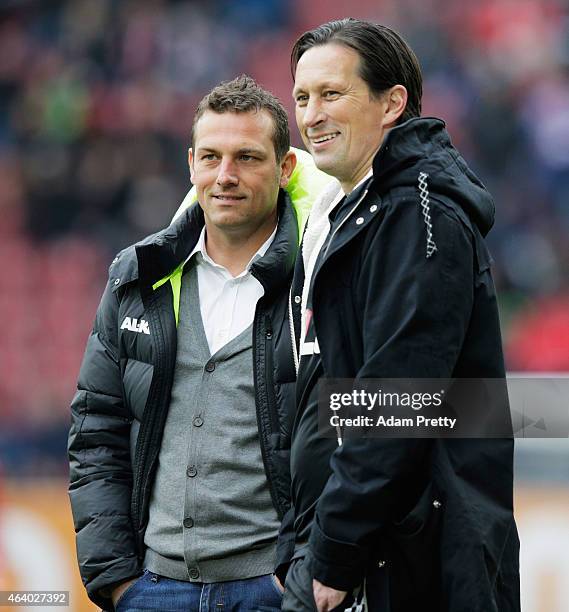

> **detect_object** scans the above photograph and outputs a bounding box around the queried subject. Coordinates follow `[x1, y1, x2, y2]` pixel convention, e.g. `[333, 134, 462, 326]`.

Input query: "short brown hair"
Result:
[191, 75, 290, 161]
[291, 18, 422, 124]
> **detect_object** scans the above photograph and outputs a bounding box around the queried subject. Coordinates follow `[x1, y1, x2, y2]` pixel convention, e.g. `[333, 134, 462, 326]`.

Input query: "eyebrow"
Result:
[236, 147, 266, 156]
[293, 81, 342, 96]
[196, 146, 266, 157]
[195, 147, 218, 155]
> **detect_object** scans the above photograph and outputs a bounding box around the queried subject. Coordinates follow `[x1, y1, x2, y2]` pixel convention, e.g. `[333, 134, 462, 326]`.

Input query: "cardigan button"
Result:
[356, 217, 364, 225]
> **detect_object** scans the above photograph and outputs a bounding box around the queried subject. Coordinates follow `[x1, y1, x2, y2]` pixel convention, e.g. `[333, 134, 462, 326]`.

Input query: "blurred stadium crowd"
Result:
[0, 0, 568, 475]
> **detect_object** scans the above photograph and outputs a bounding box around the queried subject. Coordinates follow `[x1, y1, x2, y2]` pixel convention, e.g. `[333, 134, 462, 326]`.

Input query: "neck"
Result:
[341, 153, 376, 194]
[204, 213, 277, 277]
[341, 166, 371, 195]
[341, 133, 387, 193]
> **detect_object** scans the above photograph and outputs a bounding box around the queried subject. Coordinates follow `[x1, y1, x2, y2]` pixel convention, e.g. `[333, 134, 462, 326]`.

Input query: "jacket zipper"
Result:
[288, 287, 299, 375]
[252, 305, 283, 518]
[290, 188, 369, 374]
[306, 188, 369, 446]
[263, 314, 280, 434]
[132, 285, 177, 554]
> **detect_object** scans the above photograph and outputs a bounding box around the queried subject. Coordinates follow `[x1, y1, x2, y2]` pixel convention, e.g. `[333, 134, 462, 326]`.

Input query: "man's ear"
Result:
[382, 85, 408, 128]
[188, 148, 195, 183]
[279, 149, 297, 188]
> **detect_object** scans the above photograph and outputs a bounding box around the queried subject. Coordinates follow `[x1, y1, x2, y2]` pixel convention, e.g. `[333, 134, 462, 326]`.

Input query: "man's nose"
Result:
[302, 98, 326, 128]
[216, 159, 239, 187]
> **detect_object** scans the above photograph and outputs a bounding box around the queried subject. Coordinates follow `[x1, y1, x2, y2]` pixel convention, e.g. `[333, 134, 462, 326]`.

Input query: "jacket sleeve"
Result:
[68, 279, 142, 609]
[309, 198, 474, 590]
[275, 506, 296, 583]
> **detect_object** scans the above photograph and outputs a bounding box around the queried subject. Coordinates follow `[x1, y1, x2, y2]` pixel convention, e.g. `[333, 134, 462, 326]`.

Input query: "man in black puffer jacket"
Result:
[69, 76, 310, 611]
[282, 19, 521, 612]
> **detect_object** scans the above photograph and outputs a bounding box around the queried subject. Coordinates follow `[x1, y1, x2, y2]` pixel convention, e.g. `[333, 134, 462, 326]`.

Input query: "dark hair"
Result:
[191, 75, 290, 161]
[291, 18, 422, 123]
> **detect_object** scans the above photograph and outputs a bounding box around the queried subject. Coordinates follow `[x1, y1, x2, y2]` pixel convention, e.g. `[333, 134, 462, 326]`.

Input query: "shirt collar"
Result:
[185, 223, 278, 277]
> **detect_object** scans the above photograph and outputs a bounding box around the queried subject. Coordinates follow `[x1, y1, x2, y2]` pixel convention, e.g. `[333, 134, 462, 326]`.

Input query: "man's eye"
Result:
[201, 154, 216, 161]
[323, 90, 340, 99]
[295, 94, 308, 105]
[240, 154, 255, 161]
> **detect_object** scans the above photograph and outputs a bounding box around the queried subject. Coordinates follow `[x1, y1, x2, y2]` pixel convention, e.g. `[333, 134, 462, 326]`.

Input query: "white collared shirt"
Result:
[184, 225, 277, 355]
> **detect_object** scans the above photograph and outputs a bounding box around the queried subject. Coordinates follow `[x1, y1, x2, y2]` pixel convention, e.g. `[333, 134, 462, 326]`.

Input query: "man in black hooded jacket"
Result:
[281, 18, 521, 612]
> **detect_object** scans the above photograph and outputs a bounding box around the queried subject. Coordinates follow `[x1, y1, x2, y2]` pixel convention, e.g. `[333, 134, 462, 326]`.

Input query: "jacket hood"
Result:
[372, 117, 495, 236]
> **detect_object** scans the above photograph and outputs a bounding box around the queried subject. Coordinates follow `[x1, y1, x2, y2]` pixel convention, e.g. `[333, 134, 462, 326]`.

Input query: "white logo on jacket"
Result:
[120, 316, 150, 335]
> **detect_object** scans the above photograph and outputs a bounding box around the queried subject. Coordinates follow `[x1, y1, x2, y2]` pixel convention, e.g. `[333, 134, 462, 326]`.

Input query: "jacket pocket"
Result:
[387, 482, 443, 606]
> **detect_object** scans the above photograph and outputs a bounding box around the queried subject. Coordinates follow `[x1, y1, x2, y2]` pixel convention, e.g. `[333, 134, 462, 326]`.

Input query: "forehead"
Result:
[193, 109, 274, 151]
[294, 43, 362, 90]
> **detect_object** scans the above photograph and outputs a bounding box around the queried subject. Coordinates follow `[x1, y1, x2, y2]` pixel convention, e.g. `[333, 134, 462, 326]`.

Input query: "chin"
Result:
[215, 216, 244, 228]
[207, 210, 237, 224]
[311, 155, 339, 177]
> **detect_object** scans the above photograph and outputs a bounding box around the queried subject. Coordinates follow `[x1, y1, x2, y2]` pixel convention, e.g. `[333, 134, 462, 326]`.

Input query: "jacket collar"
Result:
[110, 190, 299, 296]
[250, 190, 299, 296]
[371, 117, 448, 184]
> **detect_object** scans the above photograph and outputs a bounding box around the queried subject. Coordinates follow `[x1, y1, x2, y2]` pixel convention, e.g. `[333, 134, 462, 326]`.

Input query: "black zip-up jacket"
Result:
[68, 192, 298, 610]
[288, 118, 520, 611]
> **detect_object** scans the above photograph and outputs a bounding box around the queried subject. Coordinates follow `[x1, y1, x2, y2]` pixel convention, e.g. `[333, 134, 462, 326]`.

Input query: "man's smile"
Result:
[308, 132, 341, 149]
[212, 194, 247, 202]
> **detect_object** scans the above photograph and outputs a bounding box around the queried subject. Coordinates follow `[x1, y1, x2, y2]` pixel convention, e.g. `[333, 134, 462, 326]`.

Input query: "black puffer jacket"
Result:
[289, 118, 520, 611]
[68, 192, 298, 609]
